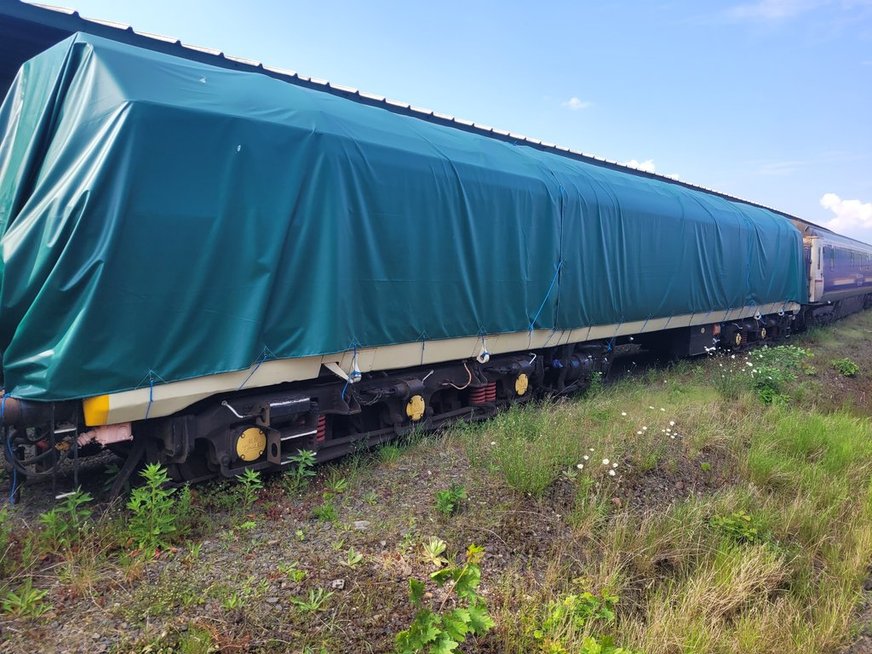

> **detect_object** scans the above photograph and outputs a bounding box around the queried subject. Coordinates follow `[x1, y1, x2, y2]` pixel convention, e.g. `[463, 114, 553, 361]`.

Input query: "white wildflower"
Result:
[612, 462, 618, 468]
[669, 420, 675, 426]
[602, 458, 610, 465]
[583, 455, 589, 461]
[608, 469, 616, 477]
[576, 463, 584, 470]
[642, 426, 648, 431]
[621, 412, 627, 416]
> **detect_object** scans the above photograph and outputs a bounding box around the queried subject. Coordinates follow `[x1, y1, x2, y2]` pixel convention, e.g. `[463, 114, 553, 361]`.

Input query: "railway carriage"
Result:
[797, 224, 872, 319]
[0, 33, 867, 493]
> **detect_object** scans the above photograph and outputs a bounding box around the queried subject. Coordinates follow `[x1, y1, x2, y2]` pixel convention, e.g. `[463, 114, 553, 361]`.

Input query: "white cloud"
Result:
[820, 192, 872, 234]
[620, 159, 657, 173]
[561, 97, 592, 111]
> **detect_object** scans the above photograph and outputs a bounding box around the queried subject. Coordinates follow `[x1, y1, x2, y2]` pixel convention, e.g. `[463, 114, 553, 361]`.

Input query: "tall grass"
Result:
[465, 317, 872, 653]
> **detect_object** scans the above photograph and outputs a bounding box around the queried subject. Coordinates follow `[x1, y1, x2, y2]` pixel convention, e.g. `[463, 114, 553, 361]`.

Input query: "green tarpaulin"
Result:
[0, 34, 805, 401]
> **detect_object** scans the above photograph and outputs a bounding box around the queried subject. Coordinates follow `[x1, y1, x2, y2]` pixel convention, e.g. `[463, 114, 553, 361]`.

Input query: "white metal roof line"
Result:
[81, 16, 129, 30]
[359, 91, 386, 102]
[262, 64, 299, 77]
[135, 30, 180, 45]
[224, 53, 260, 67]
[182, 42, 222, 55]
[329, 82, 358, 94]
[29, 2, 74, 15]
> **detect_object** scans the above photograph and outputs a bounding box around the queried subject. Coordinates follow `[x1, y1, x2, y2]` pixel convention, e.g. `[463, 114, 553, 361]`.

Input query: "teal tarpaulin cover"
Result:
[0, 34, 805, 401]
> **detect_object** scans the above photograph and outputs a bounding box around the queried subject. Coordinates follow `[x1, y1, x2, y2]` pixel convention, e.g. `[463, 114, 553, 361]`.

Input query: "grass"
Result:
[467, 316, 872, 653]
[3, 311, 872, 653]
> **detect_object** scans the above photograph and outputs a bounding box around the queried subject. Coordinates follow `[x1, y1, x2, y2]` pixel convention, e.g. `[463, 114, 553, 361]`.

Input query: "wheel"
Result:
[731, 329, 743, 349]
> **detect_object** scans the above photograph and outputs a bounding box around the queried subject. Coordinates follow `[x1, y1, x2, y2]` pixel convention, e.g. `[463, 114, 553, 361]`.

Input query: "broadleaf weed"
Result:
[126, 463, 180, 556]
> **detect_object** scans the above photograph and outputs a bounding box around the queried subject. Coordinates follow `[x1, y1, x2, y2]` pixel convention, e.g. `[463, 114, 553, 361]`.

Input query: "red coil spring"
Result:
[470, 386, 488, 406]
[316, 414, 327, 443]
[470, 382, 497, 406]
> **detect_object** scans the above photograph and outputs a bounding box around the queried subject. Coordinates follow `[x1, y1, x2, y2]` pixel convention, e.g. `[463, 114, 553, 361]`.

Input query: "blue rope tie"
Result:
[3, 395, 18, 504]
[341, 342, 360, 401]
[529, 260, 563, 331]
[237, 347, 274, 391]
[138, 370, 168, 420]
[144, 375, 155, 420]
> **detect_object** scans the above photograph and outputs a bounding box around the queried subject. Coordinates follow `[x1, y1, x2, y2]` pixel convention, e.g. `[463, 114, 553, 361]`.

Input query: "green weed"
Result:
[290, 587, 333, 614]
[341, 547, 364, 569]
[710, 511, 767, 546]
[831, 357, 860, 377]
[283, 449, 316, 494]
[395, 544, 494, 654]
[278, 561, 307, 583]
[2, 578, 49, 618]
[532, 590, 628, 652]
[221, 591, 245, 610]
[236, 468, 263, 507]
[749, 345, 814, 404]
[312, 498, 338, 523]
[421, 537, 449, 569]
[325, 470, 349, 494]
[435, 483, 467, 516]
[38, 489, 93, 553]
[126, 463, 181, 556]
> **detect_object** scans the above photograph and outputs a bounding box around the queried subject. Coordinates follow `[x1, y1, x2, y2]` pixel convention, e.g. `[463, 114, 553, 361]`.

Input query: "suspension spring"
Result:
[316, 414, 327, 444]
[470, 382, 497, 406]
[469, 386, 488, 406]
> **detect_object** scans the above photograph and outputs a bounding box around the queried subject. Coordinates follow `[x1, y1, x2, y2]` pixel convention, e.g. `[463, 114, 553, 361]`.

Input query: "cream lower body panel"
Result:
[91, 301, 800, 426]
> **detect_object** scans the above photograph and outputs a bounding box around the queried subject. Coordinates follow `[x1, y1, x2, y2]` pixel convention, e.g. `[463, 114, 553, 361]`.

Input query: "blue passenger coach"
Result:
[796, 223, 872, 320]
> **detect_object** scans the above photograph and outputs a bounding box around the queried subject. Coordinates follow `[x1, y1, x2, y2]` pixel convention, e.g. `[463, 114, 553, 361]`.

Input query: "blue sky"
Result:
[52, 0, 872, 241]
